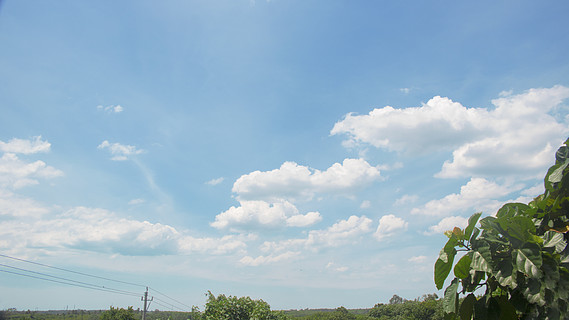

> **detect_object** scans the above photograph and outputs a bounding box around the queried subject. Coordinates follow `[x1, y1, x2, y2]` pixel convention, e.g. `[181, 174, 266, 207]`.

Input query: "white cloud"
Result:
[411, 178, 521, 216]
[0, 136, 51, 154]
[233, 158, 381, 201]
[261, 215, 373, 253]
[425, 216, 468, 235]
[98, 140, 144, 161]
[239, 251, 300, 266]
[408, 255, 428, 264]
[286, 211, 322, 227]
[0, 153, 63, 189]
[211, 200, 321, 230]
[394, 194, 418, 206]
[0, 189, 50, 217]
[326, 262, 349, 272]
[400, 88, 411, 94]
[331, 86, 569, 178]
[206, 177, 224, 186]
[0, 205, 249, 256]
[97, 105, 123, 113]
[374, 214, 408, 241]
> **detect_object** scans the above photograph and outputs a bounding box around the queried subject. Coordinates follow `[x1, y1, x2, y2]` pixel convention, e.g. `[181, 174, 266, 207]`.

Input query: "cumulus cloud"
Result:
[0, 153, 63, 189]
[0, 136, 51, 154]
[239, 251, 300, 266]
[206, 177, 224, 186]
[98, 140, 144, 161]
[332, 86, 569, 178]
[260, 215, 373, 252]
[128, 198, 145, 205]
[97, 105, 124, 113]
[233, 158, 381, 202]
[0, 205, 249, 256]
[411, 178, 522, 216]
[211, 200, 321, 230]
[374, 214, 408, 241]
[360, 200, 371, 209]
[425, 216, 468, 235]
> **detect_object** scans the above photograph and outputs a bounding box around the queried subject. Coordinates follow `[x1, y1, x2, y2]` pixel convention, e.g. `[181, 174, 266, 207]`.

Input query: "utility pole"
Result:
[142, 287, 153, 320]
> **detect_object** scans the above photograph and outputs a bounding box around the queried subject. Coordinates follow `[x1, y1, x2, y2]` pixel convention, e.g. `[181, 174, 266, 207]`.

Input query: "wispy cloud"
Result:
[97, 104, 124, 113]
[98, 140, 144, 161]
[206, 177, 224, 186]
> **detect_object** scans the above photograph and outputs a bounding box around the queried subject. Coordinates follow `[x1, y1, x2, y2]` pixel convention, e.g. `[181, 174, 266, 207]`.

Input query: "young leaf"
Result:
[435, 236, 458, 290]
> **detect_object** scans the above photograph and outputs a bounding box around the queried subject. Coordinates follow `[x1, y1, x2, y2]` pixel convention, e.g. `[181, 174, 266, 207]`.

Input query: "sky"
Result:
[1, 0, 569, 312]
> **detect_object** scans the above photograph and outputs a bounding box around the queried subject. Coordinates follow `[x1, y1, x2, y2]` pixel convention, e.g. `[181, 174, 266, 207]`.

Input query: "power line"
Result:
[0, 269, 140, 297]
[0, 263, 141, 297]
[152, 297, 186, 312]
[150, 287, 193, 311]
[0, 253, 146, 288]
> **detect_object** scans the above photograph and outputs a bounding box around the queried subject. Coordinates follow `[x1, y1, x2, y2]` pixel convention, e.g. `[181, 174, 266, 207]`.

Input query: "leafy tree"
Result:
[368, 297, 443, 320]
[388, 294, 405, 305]
[99, 306, 138, 320]
[435, 138, 569, 319]
[203, 291, 288, 320]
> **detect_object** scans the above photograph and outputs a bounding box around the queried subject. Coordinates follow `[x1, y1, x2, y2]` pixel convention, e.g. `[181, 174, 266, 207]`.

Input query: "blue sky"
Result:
[1, 0, 569, 311]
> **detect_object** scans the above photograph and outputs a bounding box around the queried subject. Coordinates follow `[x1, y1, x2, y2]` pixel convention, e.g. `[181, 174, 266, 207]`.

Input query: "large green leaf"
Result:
[513, 243, 542, 278]
[496, 215, 535, 243]
[459, 294, 475, 320]
[496, 203, 530, 219]
[543, 231, 566, 254]
[443, 278, 459, 315]
[548, 159, 569, 184]
[495, 259, 517, 289]
[471, 242, 493, 274]
[454, 255, 472, 279]
[435, 236, 458, 290]
[465, 212, 482, 241]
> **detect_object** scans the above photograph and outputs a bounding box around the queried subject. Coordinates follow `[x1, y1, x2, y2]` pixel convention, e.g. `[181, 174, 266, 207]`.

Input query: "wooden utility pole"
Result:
[142, 287, 152, 320]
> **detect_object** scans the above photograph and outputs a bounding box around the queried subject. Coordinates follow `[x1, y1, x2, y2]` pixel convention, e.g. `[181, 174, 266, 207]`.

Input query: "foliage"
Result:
[203, 291, 288, 320]
[289, 306, 373, 320]
[368, 297, 443, 320]
[434, 138, 569, 319]
[100, 307, 138, 320]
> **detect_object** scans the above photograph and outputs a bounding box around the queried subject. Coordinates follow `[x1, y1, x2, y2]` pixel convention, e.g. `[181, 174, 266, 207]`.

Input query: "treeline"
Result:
[0, 292, 444, 320]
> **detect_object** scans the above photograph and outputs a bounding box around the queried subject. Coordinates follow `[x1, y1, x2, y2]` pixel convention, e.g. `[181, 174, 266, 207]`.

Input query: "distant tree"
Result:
[388, 295, 404, 305]
[0, 310, 6, 320]
[99, 306, 137, 320]
[203, 291, 288, 320]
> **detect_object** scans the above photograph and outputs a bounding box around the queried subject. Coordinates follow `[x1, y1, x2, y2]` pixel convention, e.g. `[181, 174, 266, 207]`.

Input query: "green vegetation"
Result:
[435, 138, 569, 319]
[100, 307, 137, 320]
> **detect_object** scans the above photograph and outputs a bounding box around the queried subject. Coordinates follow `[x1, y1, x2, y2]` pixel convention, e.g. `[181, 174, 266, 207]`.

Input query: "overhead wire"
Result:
[0, 269, 140, 297]
[0, 263, 141, 297]
[0, 253, 192, 311]
[0, 253, 146, 288]
[150, 287, 193, 311]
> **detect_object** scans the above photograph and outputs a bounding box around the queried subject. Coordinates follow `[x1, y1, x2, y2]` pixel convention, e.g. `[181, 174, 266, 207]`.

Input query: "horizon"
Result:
[1, 0, 569, 311]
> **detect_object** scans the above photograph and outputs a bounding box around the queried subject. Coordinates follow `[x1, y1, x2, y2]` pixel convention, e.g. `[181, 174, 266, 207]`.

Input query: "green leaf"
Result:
[454, 255, 472, 279]
[513, 243, 542, 278]
[459, 294, 476, 320]
[543, 230, 567, 253]
[549, 159, 569, 184]
[496, 215, 535, 243]
[556, 144, 569, 163]
[465, 212, 482, 241]
[435, 236, 458, 290]
[496, 203, 530, 219]
[495, 295, 518, 320]
[471, 242, 493, 274]
[443, 278, 459, 315]
[495, 259, 516, 289]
